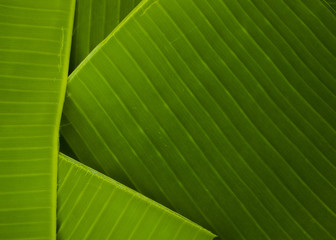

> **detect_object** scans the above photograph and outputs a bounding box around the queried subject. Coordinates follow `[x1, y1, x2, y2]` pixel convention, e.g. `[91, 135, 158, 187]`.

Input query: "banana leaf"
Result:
[0, 0, 75, 238]
[69, 0, 142, 72]
[61, 0, 142, 158]
[61, 0, 336, 239]
[57, 153, 215, 240]
[324, 0, 336, 11]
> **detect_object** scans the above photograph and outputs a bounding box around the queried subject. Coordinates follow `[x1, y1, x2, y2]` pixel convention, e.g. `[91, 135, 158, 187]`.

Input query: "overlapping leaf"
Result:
[57, 153, 215, 240]
[0, 0, 75, 238]
[69, 0, 141, 72]
[60, 0, 336, 239]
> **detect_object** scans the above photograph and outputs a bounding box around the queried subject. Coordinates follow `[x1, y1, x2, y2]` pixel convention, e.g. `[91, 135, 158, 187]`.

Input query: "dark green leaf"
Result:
[61, 0, 336, 239]
[69, 0, 142, 72]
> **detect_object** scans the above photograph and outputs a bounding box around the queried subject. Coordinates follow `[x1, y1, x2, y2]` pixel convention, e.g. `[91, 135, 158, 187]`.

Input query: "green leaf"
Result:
[69, 0, 142, 72]
[0, 0, 75, 238]
[57, 153, 215, 240]
[62, 0, 142, 158]
[323, 0, 336, 11]
[61, 0, 336, 239]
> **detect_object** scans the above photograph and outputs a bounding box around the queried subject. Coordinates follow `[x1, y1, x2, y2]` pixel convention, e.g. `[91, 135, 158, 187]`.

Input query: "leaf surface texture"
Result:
[57, 153, 215, 240]
[0, 0, 75, 238]
[69, 0, 142, 72]
[61, 0, 336, 239]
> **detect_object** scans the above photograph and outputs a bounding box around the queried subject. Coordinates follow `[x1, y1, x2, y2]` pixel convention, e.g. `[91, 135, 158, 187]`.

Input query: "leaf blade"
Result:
[0, 0, 75, 238]
[69, 0, 142, 72]
[57, 153, 215, 240]
[61, 0, 336, 239]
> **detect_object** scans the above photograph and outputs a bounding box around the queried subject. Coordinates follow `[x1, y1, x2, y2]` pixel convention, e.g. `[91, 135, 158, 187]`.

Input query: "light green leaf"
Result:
[57, 153, 215, 240]
[0, 0, 75, 238]
[69, 0, 142, 72]
[61, 0, 336, 239]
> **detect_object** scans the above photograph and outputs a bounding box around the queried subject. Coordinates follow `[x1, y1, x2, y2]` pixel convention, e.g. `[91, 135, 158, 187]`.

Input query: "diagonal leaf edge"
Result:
[68, 0, 142, 73]
[57, 153, 215, 240]
[61, 0, 336, 239]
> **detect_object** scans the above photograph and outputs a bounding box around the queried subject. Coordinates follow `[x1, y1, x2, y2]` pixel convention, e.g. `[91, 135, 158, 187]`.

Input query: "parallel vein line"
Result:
[61, 180, 104, 238]
[105, 194, 135, 239]
[282, 0, 336, 57]
[153, 1, 336, 235]
[144, 10, 325, 238]
[100, 49, 247, 239]
[131, 17, 311, 239]
[249, 0, 336, 106]
[187, 0, 336, 189]
[87, 61, 176, 209]
[159, 2, 336, 216]
[200, 0, 336, 155]
[82, 187, 117, 240]
[67, 91, 139, 190]
[122, 25, 290, 238]
[57, 174, 93, 230]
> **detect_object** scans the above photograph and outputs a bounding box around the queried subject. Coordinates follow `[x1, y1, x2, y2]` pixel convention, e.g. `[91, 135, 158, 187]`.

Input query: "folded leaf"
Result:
[61, 0, 336, 239]
[57, 153, 215, 240]
[0, 0, 75, 238]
